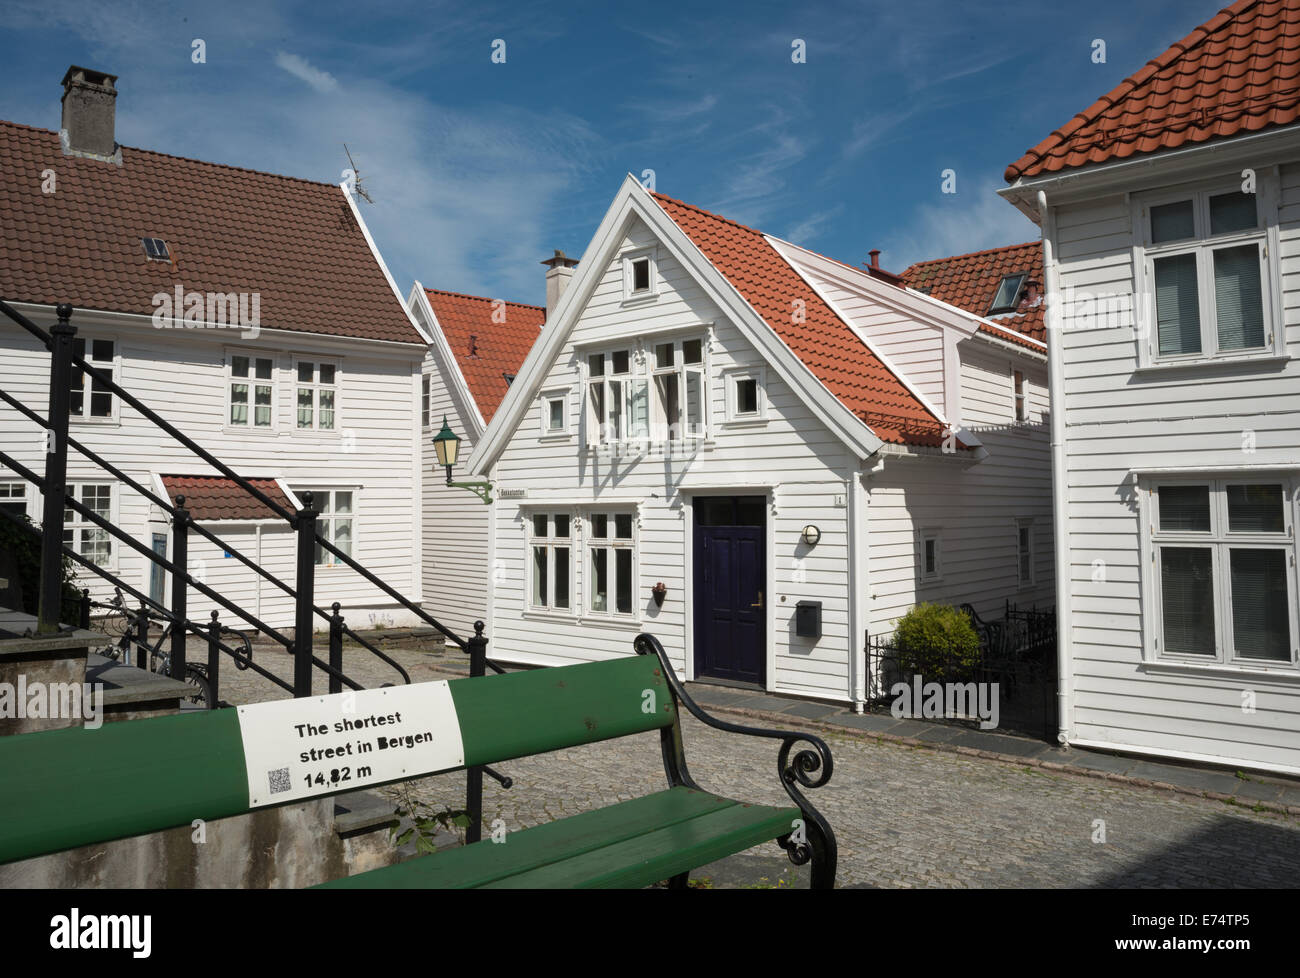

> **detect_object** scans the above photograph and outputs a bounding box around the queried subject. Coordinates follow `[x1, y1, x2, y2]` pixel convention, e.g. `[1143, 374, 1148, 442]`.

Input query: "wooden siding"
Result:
[1050, 164, 1300, 772]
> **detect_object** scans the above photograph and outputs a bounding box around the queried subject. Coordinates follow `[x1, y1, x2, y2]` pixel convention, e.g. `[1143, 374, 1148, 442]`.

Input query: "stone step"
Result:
[85, 653, 197, 721]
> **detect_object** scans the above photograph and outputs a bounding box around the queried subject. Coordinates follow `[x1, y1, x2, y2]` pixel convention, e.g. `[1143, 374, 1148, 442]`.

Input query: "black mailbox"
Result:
[795, 600, 822, 639]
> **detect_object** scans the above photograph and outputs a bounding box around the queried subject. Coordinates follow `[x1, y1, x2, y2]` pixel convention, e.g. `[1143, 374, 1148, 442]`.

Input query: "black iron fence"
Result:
[865, 602, 1058, 740]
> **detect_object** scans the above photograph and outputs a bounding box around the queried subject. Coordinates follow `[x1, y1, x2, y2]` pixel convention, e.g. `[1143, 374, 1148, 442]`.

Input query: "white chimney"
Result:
[541, 249, 579, 316]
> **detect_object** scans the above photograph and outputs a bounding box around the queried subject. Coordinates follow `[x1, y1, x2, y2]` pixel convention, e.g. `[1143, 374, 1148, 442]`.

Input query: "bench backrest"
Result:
[0, 654, 674, 865]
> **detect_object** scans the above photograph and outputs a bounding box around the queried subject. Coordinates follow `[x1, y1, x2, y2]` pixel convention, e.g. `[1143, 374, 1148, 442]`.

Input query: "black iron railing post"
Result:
[78, 589, 90, 629]
[37, 303, 75, 634]
[465, 620, 488, 844]
[135, 601, 148, 670]
[293, 492, 318, 698]
[169, 496, 189, 681]
[328, 602, 344, 695]
[207, 610, 221, 709]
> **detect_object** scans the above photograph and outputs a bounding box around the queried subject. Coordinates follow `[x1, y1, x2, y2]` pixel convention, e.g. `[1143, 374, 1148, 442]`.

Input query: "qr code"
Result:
[267, 766, 292, 795]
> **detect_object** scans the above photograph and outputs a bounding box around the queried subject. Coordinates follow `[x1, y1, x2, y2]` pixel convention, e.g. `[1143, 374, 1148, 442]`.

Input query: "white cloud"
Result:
[886, 188, 1040, 271]
[274, 51, 339, 93]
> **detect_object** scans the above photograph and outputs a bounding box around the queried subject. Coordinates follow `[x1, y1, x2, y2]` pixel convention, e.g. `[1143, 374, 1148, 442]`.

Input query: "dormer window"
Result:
[142, 237, 170, 261]
[988, 273, 1026, 314]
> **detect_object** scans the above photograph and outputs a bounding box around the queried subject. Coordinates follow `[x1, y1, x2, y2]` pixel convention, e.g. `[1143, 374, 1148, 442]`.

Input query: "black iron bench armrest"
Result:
[633, 632, 837, 883]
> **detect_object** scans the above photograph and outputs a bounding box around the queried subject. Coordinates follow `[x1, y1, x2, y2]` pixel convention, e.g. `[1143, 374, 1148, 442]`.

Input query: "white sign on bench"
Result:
[236, 682, 465, 808]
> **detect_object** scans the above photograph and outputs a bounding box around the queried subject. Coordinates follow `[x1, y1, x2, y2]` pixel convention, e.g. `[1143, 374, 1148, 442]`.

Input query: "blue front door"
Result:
[693, 496, 765, 685]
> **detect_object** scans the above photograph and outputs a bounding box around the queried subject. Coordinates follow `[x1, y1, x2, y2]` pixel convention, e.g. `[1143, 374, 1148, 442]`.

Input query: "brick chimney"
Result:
[60, 65, 119, 162]
[541, 249, 579, 315]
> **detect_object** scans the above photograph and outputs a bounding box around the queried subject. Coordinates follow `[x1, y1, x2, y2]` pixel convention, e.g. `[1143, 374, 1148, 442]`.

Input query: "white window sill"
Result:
[1134, 351, 1290, 375]
[521, 609, 580, 623]
[1140, 658, 1300, 683]
[620, 292, 659, 308]
[70, 417, 121, 428]
[721, 416, 768, 429]
[222, 425, 278, 437]
[539, 432, 573, 442]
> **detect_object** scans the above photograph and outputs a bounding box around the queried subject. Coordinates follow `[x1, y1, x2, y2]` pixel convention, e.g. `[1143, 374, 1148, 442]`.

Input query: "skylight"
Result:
[988, 273, 1026, 314]
[142, 237, 170, 261]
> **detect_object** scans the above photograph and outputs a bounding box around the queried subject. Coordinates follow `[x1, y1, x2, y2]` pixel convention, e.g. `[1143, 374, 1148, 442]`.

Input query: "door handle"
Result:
[750, 591, 763, 608]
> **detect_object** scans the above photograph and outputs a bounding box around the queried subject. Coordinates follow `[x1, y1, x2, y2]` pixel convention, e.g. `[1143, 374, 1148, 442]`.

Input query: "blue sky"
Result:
[1, 0, 1206, 305]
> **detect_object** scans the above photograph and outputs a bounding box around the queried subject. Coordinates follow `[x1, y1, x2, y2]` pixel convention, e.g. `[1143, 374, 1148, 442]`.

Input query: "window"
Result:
[70, 338, 115, 420]
[918, 530, 941, 582]
[63, 483, 112, 565]
[1138, 185, 1275, 363]
[295, 360, 338, 431]
[142, 237, 170, 261]
[1013, 370, 1028, 422]
[588, 511, 635, 616]
[0, 483, 29, 521]
[621, 248, 658, 303]
[540, 391, 569, 436]
[724, 367, 765, 423]
[229, 353, 274, 428]
[1147, 479, 1297, 667]
[297, 489, 354, 566]
[421, 375, 430, 429]
[528, 513, 572, 611]
[988, 273, 1026, 314]
[585, 337, 706, 447]
[1016, 520, 1034, 587]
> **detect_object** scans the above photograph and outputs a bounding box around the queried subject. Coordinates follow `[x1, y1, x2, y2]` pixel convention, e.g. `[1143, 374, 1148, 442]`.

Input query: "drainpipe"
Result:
[1039, 189, 1072, 748]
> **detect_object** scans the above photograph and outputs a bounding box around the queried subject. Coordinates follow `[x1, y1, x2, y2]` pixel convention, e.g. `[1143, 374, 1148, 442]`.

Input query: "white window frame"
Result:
[723, 368, 766, 424]
[918, 529, 942, 583]
[293, 357, 341, 433]
[1015, 518, 1035, 588]
[539, 388, 571, 438]
[1141, 474, 1299, 672]
[1012, 369, 1028, 422]
[294, 487, 356, 567]
[421, 374, 431, 430]
[226, 349, 277, 431]
[583, 508, 639, 619]
[620, 246, 659, 305]
[525, 510, 575, 614]
[64, 482, 116, 570]
[1132, 175, 1284, 368]
[69, 335, 119, 424]
[0, 482, 31, 521]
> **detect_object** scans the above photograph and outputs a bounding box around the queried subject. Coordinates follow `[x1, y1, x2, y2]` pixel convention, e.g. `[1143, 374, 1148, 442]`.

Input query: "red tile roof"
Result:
[1006, 0, 1300, 181]
[900, 241, 1047, 346]
[0, 119, 424, 344]
[425, 289, 546, 422]
[651, 193, 953, 447]
[159, 475, 293, 522]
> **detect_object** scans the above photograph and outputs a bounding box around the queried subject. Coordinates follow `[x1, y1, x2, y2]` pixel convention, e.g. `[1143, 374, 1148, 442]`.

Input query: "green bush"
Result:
[0, 512, 83, 624]
[890, 602, 981, 682]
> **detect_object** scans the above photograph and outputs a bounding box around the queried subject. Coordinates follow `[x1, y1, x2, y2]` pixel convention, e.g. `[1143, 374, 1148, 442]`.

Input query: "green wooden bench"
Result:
[0, 633, 837, 888]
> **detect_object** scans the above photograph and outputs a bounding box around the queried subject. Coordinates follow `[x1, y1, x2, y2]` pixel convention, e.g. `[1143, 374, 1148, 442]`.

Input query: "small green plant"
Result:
[0, 512, 82, 623]
[388, 781, 471, 855]
[890, 602, 981, 682]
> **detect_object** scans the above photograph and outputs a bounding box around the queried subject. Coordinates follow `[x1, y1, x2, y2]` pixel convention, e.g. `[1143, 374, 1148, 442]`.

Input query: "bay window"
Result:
[1138, 185, 1277, 363]
[1147, 478, 1297, 668]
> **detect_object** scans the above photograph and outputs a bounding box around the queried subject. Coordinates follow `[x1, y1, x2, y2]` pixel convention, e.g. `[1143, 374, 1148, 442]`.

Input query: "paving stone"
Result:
[780, 701, 845, 721]
[1062, 750, 1134, 774]
[1233, 780, 1284, 804]
[1147, 767, 1243, 795]
[912, 724, 964, 744]
[833, 713, 907, 734]
[948, 730, 1049, 758]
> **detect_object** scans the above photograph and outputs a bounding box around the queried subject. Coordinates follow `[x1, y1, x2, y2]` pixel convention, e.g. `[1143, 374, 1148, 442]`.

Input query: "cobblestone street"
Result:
[220, 641, 1300, 888]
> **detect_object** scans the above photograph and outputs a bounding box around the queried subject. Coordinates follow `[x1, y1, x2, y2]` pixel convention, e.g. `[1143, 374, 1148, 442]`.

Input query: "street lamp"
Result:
[433, 417, 493, 504]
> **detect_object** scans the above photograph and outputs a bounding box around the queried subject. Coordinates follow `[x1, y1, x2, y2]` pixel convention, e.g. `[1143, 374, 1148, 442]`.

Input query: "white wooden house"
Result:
[1000, 0, 1300, 773]
[0, 66, 432, 631]
[456, 175, 1053, 705]
[407, 284, 547, 631]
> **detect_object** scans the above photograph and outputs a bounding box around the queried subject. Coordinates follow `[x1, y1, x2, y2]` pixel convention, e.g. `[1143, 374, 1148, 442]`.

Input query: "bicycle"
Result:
[91, 588, 254, 709]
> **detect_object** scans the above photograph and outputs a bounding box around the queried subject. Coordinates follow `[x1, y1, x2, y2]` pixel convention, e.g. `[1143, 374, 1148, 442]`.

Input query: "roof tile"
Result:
[159, 475, 292, 522]
[900, 241, 1047, 346]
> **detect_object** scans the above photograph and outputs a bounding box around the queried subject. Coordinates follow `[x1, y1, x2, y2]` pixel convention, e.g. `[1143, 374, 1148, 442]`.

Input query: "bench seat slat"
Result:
[450, 656, 674, 768]
[0, 709, 249, 865]
[316, 787, 797, 890]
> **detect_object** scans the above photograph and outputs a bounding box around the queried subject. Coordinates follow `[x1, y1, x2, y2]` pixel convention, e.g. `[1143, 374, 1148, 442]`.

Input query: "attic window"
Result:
[988, 273, 1026, 314]
[503, 372, 516, 386]
[631, 258, 650, 292]
[142, 237, 170, 261]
